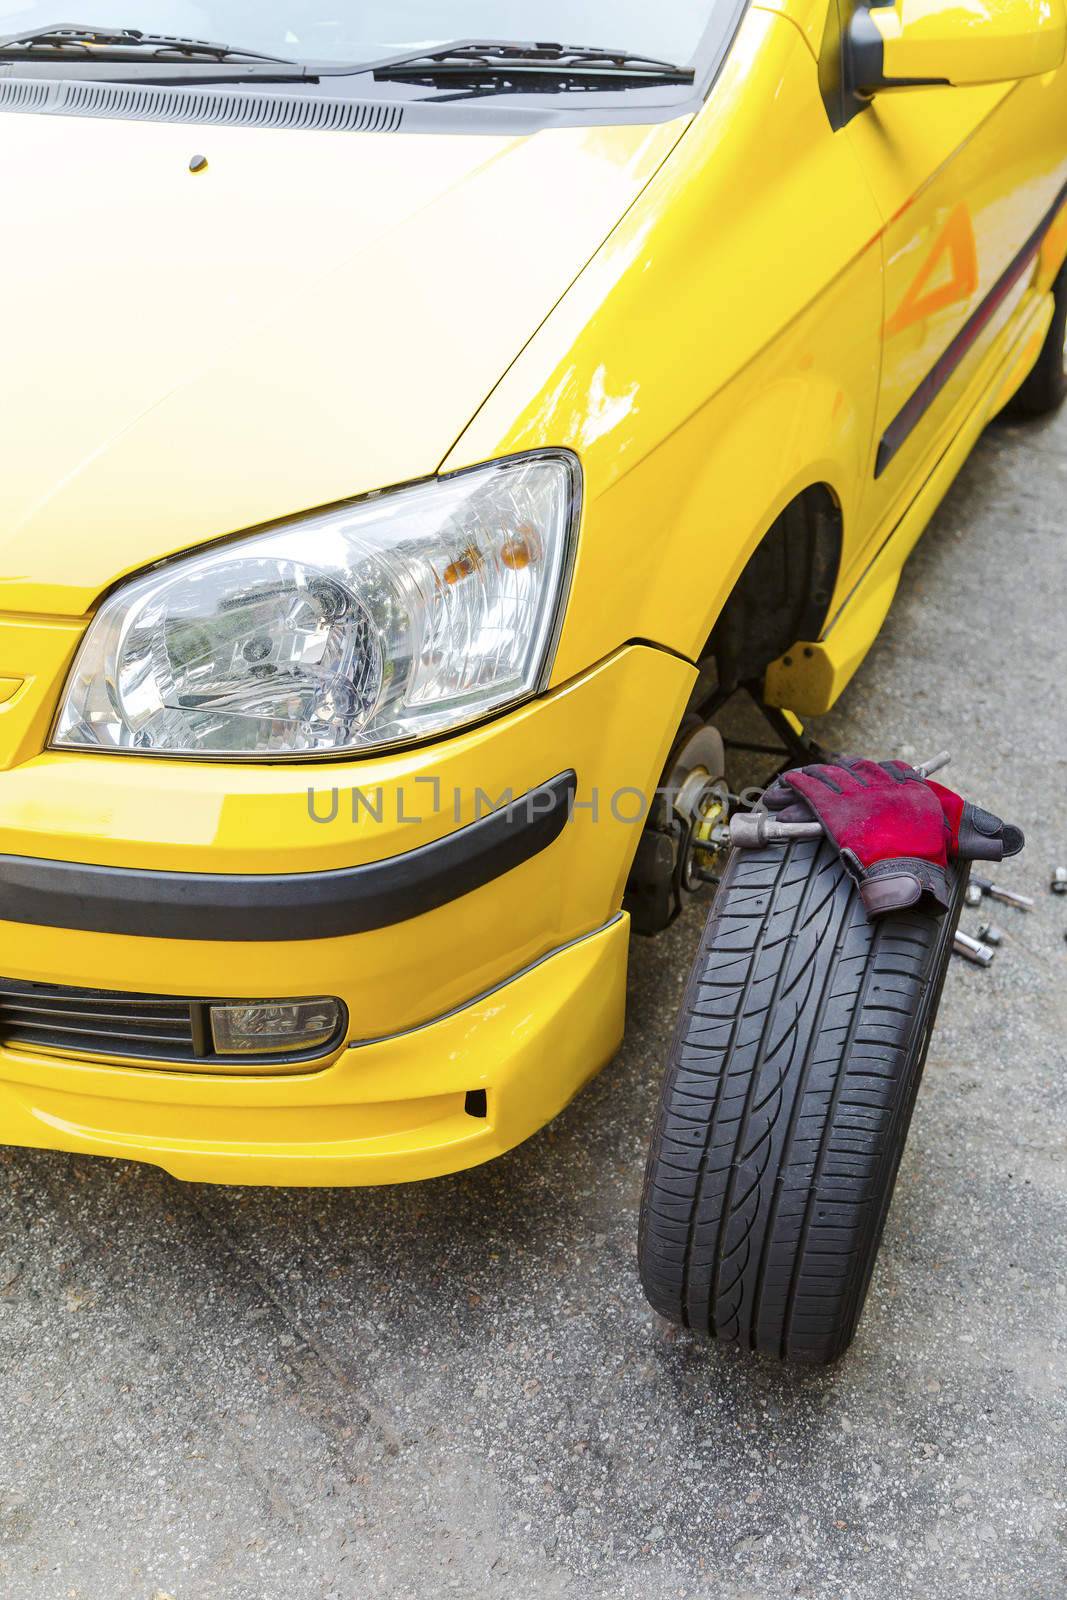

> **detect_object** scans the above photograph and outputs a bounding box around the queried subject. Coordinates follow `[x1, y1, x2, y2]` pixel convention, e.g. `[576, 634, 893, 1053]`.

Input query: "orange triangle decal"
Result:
[885, 202, 979, 338]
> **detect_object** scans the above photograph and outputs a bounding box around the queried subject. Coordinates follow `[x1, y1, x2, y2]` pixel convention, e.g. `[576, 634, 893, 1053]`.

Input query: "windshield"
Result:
[0, 2, 721, 67]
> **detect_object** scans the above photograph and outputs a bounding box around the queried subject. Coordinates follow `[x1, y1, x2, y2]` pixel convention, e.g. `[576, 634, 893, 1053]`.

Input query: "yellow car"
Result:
[1, 0, 1065, 1260]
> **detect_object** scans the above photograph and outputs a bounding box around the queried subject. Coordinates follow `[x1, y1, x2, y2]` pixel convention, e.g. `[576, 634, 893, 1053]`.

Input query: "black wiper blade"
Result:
[367, 38, 694, 84]
[0, 22, 299, 66]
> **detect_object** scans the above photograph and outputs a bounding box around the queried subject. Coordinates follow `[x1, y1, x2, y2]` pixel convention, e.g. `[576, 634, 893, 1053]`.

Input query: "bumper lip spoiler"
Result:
[0, 771, 576, 942]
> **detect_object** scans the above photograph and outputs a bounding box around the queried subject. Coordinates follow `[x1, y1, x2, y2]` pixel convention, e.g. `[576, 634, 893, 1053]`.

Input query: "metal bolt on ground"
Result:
[971, 874, 1035, 911]
[953, 930, 996, 967]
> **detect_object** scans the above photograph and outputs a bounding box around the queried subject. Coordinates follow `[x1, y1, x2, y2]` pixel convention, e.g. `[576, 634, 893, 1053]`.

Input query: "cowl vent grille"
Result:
[0, 77, 54, 112]
[0, 74, 404, 133]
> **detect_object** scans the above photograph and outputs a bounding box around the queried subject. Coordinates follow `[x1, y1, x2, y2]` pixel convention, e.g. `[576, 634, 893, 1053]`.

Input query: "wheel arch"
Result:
[701, 481, 845, 692]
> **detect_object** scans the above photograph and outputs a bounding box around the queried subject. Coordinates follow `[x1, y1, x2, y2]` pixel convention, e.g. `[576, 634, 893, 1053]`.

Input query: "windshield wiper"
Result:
[0, 26, 695, 94]
[0, 22, 300, 66]
[367, 39, 695, 85]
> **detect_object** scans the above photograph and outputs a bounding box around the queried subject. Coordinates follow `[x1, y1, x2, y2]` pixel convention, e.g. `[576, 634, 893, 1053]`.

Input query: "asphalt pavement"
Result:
[1, 406, 1065, 1600]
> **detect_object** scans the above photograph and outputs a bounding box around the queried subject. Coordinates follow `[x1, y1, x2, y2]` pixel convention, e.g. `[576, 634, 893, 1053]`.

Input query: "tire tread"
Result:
[638, 834, 964, 1363]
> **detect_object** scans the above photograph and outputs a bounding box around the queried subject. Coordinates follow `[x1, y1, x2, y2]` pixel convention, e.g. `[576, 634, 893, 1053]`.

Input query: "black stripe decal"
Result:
[876, 179, 1067, 478]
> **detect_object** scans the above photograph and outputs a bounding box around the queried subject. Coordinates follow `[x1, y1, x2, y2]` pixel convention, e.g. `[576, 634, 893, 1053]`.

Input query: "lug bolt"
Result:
[964, 883, 983, 908]
[1051, 867, 1067, 895]
[970, 875, 1034, 911]
[954, 931, 995, 967]
[975, 920, 1004, 946]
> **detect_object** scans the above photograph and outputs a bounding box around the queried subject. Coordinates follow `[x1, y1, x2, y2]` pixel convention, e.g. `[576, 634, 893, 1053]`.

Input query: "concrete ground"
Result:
[1, 409, 1065, 1600]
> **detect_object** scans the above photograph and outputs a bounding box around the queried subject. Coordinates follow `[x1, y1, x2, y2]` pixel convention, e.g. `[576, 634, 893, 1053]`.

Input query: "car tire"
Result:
[637, 832, 966, 1365]
[1008, 260, 1067, 417]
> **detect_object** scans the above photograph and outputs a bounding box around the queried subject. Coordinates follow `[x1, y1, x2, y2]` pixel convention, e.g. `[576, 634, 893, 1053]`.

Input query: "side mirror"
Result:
[848, 0, 1067, 94]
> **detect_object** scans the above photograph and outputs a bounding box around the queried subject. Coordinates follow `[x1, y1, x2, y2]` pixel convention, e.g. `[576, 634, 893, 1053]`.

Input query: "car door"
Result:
[834, 4, 1067, 539]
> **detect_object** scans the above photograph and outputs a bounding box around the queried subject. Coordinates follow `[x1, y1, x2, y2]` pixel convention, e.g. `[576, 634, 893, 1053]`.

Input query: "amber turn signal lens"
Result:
[443, 546, 483, 585]
[500, 525, 541, 571]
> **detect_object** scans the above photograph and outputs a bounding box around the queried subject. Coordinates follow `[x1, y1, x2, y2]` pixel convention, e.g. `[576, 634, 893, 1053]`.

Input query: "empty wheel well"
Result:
[707, 486, 842, 691]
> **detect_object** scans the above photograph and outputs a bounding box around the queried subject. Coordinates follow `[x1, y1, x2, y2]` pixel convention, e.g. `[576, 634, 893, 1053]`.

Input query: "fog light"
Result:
[209, 998, 342, 1056]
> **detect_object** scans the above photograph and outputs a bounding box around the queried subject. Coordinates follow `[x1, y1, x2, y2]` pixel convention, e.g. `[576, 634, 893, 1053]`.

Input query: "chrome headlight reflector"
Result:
[53, 452, 579, 758]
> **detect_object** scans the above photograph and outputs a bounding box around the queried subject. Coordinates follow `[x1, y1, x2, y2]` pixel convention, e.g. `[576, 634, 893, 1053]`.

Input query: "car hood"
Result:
[0, 107, 685, 618]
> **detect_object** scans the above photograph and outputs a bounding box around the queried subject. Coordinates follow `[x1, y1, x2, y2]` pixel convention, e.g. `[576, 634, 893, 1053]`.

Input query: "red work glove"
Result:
[763, 758, 1023, 918]
[925, 778, 1024, 864]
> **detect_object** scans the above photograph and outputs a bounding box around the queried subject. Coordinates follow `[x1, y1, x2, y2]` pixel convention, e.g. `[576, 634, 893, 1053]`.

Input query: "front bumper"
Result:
[0, 915, 629, 1185]
[0, 643, 696, 1183]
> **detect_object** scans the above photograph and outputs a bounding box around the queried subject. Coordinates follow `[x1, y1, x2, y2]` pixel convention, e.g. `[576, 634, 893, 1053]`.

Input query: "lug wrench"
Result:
[729, 751, 952, 849]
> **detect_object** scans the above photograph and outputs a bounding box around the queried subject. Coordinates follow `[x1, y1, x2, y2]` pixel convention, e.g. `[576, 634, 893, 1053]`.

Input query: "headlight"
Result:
[52, 452, 580, 759]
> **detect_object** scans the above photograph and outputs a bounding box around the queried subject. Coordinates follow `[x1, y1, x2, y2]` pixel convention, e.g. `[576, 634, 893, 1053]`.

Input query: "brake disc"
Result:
[666, 725, 730, 893]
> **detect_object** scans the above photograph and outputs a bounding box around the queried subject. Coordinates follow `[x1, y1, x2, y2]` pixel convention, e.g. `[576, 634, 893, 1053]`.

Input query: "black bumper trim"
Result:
[0, 772, 576, 942]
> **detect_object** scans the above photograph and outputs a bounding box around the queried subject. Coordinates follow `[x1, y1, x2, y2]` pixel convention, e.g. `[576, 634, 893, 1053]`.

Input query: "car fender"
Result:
[441, 8, 885, 683]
